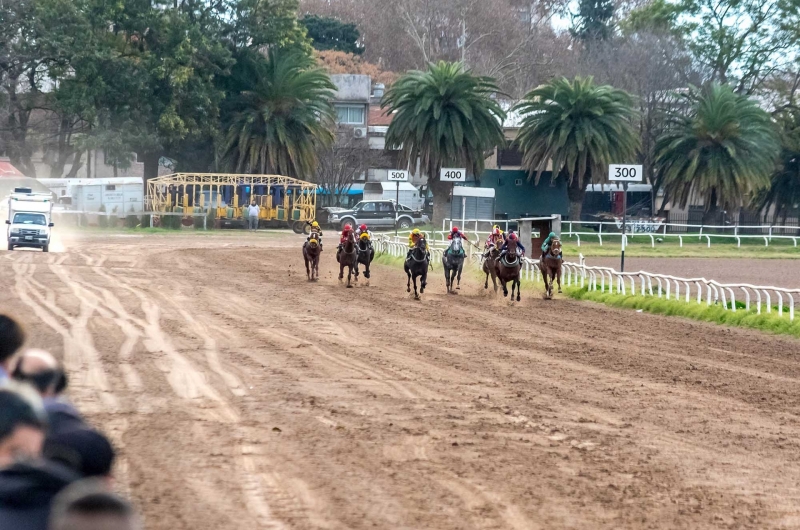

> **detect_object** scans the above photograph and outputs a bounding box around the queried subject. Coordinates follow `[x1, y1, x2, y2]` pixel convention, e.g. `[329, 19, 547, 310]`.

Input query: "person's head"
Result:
[0, 383, 47, 467]
[344, 224, 352, 231]
[508, 232, 517, 241]
[0, 315, 26, 370]
[44, 428, 115, 483]
[451, 226, 459, 233]
[311, 221, 319, 228]
[251, 199, 256, 205]
[13, 349, 65, 398]
[492, 226, 500, 235]
[412, 228, 420, 236]
[549, 231, 556, 238]
[359, 224, 367, 231]
[49, 479, 140, 530]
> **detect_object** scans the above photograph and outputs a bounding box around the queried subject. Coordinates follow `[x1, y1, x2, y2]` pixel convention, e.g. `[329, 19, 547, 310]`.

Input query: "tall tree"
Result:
[571, 0, 615, 42]
[654, 83, 780, 223]
[382, 61, 506, 224]
[301, 15, 363, 55]
[219, 49, 336, 179]
[515, 76, 639, 223]
[752, 108, 800, 223]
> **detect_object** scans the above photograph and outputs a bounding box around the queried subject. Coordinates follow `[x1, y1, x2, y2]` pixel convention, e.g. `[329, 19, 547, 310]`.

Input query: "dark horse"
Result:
[443, 236, 465, 294]
[404, 236, 428, 299]
[540, 237, 563, 299]
[482, 242, 501, 293]
[354, 233, 374, 284]
[337, 230, 358, 288]
[302, 232, 321, 281]
[495, 238, 522, 301]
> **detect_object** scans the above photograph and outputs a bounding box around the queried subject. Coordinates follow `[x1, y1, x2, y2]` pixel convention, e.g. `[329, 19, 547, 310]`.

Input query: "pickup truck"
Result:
[6, 188, 54, 252]
[327, 200, 429, 230]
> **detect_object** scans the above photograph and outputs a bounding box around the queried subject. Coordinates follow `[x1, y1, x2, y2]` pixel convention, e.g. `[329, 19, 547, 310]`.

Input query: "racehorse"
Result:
[337, 230, 358, 288]
[302, 232, 321, 281]
[540, 237, 563, 299]
[354, 233, 374, 283]
[495, 238, 522, 301]
[404, 236, 428, 299]
[482, 242, 501, 293]
[443, 236, 465, 294]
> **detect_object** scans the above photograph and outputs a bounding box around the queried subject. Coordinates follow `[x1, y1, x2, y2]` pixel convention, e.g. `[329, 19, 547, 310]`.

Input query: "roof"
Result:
[369, 104, 393, 126]
[585, 183, 652, 193]
[453, 186, 495, 198]
[38, 177, 143, 187]
[0, 161, 26, 178]
[364, 182, 418, 192]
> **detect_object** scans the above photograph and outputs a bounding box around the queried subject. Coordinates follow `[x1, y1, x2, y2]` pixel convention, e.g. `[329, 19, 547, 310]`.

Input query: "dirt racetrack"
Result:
[3, 231, 800, 529]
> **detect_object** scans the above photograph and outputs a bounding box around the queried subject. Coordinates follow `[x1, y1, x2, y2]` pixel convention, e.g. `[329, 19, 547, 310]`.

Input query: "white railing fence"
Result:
[373, 236, 798, 321]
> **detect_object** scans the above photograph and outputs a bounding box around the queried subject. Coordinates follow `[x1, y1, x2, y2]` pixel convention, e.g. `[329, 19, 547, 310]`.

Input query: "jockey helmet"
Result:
[344, 223, 352, 231]
[412, 228, 420, 235]
[359, 224, 367, 231]
[451, 226, 459, 233]
[311, 221, 319, 228]
[508, 232, 517, 240]
[492, 226, 500, 235]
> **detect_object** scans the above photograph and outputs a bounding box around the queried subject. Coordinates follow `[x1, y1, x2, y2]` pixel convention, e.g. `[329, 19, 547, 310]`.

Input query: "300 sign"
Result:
[608, 164, 643, 182]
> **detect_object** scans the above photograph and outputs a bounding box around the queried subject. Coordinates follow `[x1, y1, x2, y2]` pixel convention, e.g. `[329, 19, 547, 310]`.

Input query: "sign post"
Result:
[388, 170, 409, 238]
[440, 168, 466, 230]
[608, 164, 643, 272]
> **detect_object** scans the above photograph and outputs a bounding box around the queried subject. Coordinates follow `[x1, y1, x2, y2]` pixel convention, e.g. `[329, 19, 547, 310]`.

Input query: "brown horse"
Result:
[482, 242, 501, 293]
[540, 237, 563, 299]
[303, 232, 321, 281]
[337, 230, 358, 287]
[494, 238, 521, 301]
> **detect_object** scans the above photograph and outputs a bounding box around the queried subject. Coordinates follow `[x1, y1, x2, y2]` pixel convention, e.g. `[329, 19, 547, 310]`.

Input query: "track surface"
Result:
[2, 232, 800, 529]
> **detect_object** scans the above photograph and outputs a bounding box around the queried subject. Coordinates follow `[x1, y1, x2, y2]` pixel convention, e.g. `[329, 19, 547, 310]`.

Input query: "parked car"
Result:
[327, 200, 429, 230]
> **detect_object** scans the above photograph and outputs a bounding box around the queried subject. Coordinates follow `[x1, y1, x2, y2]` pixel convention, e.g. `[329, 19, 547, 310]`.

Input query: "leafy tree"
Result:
[752, 108, 800, 223]
[654, 83, 779, 223]
[315, 50, 397, 86]
[219, 49, 336, 179]
[571, 0, 615, 42]
[515, 76, 639, 223]
[302, 15, 363, 55]
[382, 61, 506, 224]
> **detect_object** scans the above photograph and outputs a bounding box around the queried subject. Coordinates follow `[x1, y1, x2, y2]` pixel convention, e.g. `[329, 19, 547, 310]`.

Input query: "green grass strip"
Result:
[374, 250, 800, 339]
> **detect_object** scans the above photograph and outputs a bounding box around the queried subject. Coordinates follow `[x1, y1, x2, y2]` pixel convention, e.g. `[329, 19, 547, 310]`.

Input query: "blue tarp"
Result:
[316, 184, 365, 196]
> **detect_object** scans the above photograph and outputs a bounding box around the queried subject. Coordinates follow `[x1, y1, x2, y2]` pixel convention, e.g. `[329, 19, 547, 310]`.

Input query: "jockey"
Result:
[406, 228, 430, 261]
[484, 225, 505, 256]
[541, 231, 557, 256]
[498, 231, 526, 261]
[355, 223, 372, 241]
[447, 226, 469, 241]
[337, 223, 354, 258]
[306, 220, 323, 249]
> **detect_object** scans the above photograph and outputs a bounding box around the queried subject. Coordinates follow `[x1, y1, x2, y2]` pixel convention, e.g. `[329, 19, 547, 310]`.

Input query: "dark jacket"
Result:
[0, 460, 79, 530]
[44, 399, 85, 436]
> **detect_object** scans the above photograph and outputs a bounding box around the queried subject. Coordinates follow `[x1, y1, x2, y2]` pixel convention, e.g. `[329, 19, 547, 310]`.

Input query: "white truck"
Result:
[5, 187, 54, 252]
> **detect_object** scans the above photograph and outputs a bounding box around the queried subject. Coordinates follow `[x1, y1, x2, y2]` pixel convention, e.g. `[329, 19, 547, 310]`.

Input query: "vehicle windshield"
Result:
[13, 213, 46, 226]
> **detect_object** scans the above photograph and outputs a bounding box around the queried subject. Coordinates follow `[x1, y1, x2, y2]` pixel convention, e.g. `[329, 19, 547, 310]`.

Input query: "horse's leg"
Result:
[406, 265, 412, 293]
[456, 262, 462, 289]
[304, 255, 310, 280]
[484, 267, 489, 289]
[421, 266, 427, 293]
[354, 258, 359, 282]
[515, 277, 521, 302]
[557, 266, 563, 293]
[501, 278, 508, 297]
[413, 274, 419, 299]
[542, 268, 550, 299]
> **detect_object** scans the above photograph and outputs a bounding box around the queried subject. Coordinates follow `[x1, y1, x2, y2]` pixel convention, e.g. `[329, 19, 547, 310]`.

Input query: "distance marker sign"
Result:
[608, 164, 643, 182]
[387, 170, 409, 181]
[440, 168, 466, 182]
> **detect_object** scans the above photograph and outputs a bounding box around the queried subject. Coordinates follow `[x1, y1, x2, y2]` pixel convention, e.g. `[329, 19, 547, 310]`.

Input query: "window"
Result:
[13, 213, 46, 225]
[105, 185, 116, 191]
[336, 105, 365, 125]
[358, 202, 376, 212]
[378, 202, 393, 213]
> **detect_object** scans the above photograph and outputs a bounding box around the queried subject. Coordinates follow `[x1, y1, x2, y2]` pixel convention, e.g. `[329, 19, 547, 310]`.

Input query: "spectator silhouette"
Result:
[49, 479, 140, 530]
[0, 315, 26, 381]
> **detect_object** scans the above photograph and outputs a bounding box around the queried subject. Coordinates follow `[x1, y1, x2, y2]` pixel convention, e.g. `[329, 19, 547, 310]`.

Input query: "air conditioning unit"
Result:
[353, 127, 367, 138]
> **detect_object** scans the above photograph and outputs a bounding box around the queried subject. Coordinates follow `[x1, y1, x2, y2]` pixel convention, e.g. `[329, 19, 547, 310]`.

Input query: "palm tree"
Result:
[220, 49, 336, 179]
[382, 61, 506, 224]
[752, 108, 800, 225]
[514, 77, 639, 224]
[654, 83, 779, 224]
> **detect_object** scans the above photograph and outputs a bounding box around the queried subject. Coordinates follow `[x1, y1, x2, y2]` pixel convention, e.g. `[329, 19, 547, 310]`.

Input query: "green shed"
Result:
[477, 170, 569, 219]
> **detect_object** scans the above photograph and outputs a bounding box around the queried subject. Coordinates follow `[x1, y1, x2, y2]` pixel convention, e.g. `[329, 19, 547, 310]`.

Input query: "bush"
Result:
[126, 208, 139, 228]
[98, 205, 108, 228]
[140, 214, 151, 228]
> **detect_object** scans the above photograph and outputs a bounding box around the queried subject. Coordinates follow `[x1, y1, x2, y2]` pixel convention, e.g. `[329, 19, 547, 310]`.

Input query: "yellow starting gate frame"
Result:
[146, 173, 317, 228]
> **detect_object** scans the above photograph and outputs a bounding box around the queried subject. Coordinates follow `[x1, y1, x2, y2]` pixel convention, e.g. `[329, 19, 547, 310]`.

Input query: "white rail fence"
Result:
[437, 218, 800, 248]
[374, 236, 799, 321]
